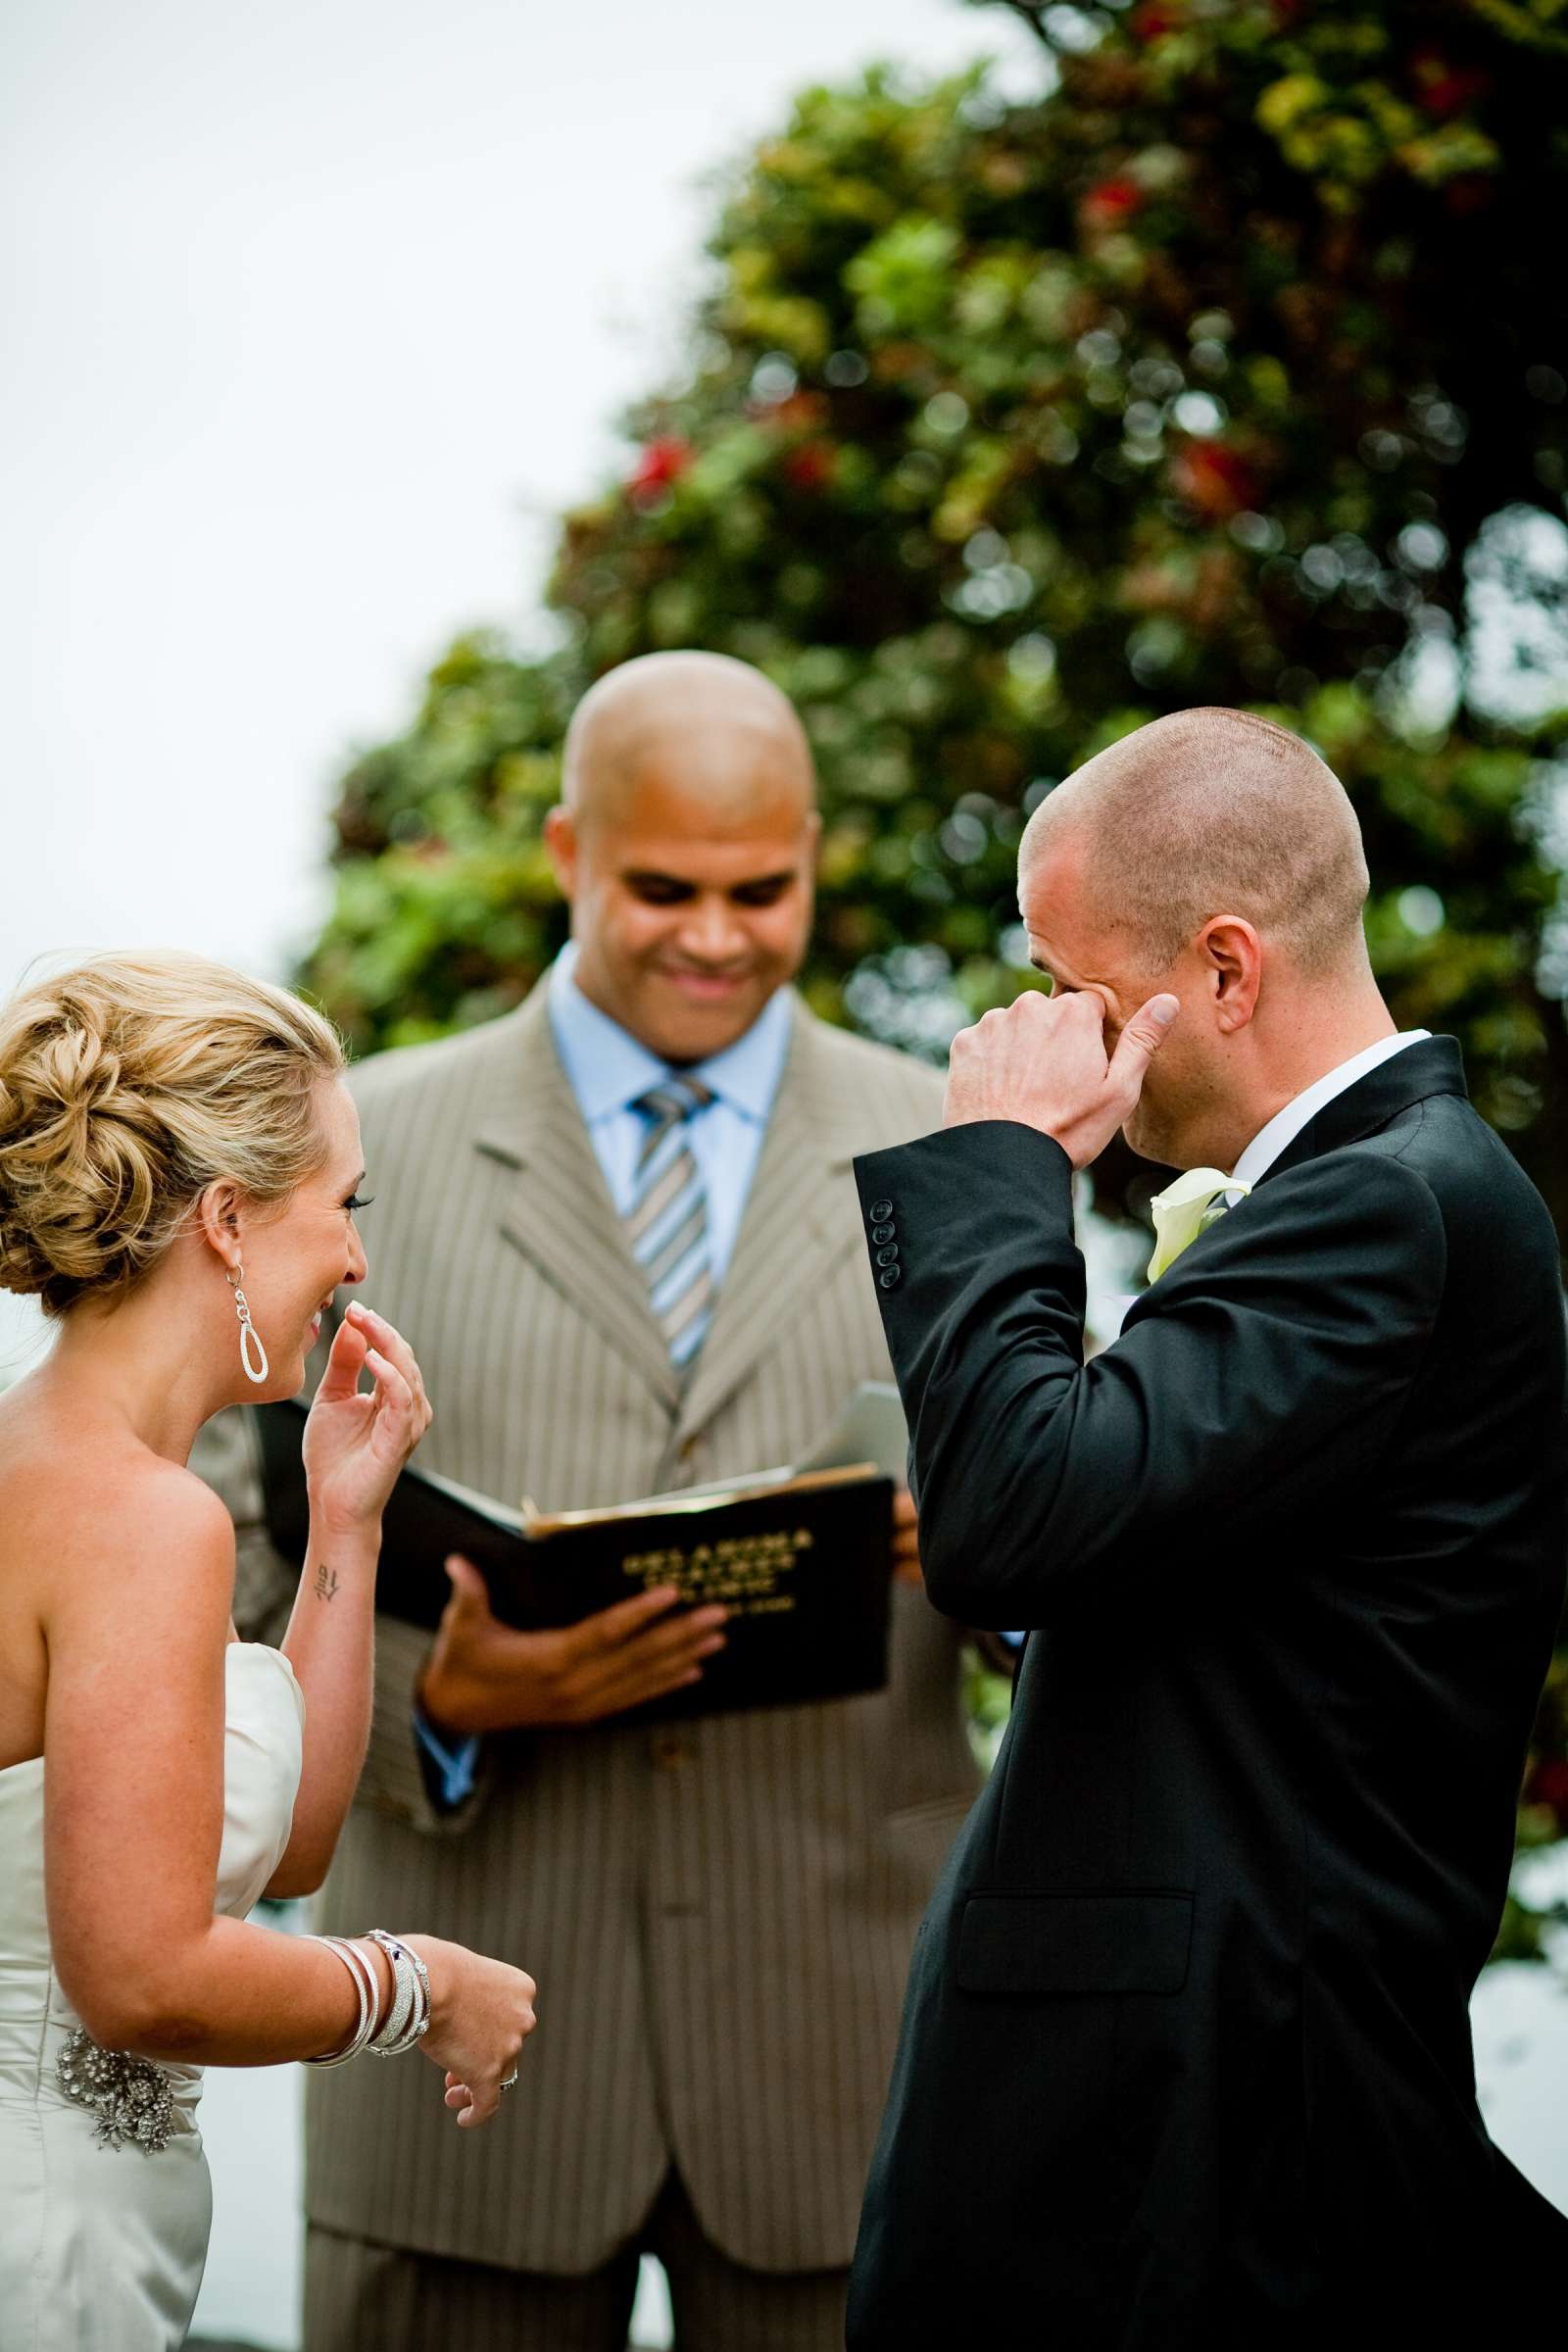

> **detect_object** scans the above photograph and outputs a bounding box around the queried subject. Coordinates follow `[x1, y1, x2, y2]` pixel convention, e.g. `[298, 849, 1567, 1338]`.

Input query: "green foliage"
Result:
[1501, 1646, 1568, 1961]
[305, 646, 572, 1047]
[298, 0, 1568, 1948]
[306, 2, 1568, 1233]
[963, 1649, 1017, 1772]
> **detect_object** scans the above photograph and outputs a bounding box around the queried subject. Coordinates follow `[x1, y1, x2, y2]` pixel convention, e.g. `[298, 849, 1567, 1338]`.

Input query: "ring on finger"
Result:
[499, 2070, 519, 2093]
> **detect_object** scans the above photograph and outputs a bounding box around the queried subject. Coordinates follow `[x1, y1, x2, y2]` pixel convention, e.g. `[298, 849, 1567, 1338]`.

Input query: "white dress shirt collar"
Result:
[1230, 1030, 1432, 1191]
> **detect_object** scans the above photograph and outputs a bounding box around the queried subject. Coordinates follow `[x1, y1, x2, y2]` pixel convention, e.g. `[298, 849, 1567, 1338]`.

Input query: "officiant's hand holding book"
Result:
[422, 1456, 893, 1735]
[255, 1386, 906, 1732]
[421, 1560, 730, 1731]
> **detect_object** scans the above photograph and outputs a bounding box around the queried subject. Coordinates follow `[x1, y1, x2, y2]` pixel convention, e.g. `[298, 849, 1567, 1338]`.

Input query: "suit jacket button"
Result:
[870, 1222, 896, 1245]
[876, 1244, 899, 1266]
[869, 1198, 894, 1222]
[879, 1266, 901, 1290]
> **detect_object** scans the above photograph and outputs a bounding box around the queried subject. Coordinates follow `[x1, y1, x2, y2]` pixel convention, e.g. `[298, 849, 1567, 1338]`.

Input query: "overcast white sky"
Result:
[1, 0, 1041, 995]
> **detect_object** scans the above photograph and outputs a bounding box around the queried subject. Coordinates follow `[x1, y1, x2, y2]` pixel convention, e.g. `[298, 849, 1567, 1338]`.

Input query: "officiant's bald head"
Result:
[1018, 707, 1385, 1165]
[561, 651, 816, 832]
[545, 652, 819, 1065]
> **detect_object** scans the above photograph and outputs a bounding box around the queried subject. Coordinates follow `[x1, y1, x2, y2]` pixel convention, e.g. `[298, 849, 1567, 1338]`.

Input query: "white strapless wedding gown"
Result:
[0, 1642, 304, 2351]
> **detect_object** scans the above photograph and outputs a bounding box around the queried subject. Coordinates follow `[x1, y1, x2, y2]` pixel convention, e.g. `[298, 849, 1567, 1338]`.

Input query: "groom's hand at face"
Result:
[418, 1555, 729, 1736]
[941, 987, 1179, 1170]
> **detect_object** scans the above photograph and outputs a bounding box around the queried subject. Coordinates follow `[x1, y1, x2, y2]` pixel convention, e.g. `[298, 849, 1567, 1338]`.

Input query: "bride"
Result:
[0, 951, 538, 2350]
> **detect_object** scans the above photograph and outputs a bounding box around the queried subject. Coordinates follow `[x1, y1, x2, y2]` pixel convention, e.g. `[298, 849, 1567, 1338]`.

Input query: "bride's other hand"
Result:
[302, 1305, 433, 1535]
[406, 1936, 538, 2129]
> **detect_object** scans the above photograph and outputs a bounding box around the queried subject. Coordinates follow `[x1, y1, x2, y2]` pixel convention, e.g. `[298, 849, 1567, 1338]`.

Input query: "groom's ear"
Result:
[1200, 916, 1262, 1034]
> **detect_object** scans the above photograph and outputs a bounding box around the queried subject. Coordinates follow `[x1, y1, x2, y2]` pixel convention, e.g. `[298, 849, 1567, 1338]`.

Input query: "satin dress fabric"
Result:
[0, 1642, 304, 2350]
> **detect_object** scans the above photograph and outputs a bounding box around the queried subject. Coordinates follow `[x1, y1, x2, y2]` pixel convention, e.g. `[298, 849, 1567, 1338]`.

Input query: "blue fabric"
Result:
[414, 1704, 482, 1809]
[414, 949, 794, 1808]
[546, 941, 791, 1286]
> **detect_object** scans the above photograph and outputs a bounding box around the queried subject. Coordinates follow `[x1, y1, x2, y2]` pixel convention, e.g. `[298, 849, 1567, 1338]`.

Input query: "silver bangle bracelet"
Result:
[338, 1938, 383, 2058]
[304, 1935, 378, 2066]
[373, 1943, 416, 2052]
[366, 1930, 431, 2056]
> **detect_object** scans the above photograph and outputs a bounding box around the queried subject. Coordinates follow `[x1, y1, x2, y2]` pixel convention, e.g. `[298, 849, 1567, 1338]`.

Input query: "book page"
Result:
[520, 1459, 878, 1539]
[793, 1382, 907, 1484]
[516, 1381, 907, 1528]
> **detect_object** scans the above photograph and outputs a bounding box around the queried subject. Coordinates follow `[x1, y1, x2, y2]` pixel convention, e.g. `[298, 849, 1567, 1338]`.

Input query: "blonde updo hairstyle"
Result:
[0, 952, 346, 1317]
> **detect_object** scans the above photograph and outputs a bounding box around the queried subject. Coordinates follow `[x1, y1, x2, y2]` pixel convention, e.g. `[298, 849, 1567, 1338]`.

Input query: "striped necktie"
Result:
[627, 1075, 714, 1370]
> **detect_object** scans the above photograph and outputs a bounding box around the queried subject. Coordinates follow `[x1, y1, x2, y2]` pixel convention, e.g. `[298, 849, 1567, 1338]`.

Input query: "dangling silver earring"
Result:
[226, 1263, 270, 1385]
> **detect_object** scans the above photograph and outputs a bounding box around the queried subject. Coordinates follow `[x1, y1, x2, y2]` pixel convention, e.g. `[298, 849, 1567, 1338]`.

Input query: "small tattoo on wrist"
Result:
[315, 1562, 341, 1603]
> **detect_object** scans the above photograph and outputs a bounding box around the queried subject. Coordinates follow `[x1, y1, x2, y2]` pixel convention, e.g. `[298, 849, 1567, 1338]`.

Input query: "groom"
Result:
[847, 707, 1568, 2345]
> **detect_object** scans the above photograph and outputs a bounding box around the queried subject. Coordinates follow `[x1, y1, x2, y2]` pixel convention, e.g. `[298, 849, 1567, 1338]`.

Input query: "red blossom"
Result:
[783, 442, 838, 493]
[1411, 47, 1491, 120]
[1130, 3, 1181, 39]
[1170, 437, 1257, 519]
[765, 391, 829, 431]
[1081, 175, 1145, 233]
[1525, 1756, 1568, 1826]
[627, 436, 694, 505]
[873, 341, 931, 383]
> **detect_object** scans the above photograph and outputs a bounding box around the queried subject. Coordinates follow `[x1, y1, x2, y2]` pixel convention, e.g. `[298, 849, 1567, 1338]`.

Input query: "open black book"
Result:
[254, 1392, 903, 1719]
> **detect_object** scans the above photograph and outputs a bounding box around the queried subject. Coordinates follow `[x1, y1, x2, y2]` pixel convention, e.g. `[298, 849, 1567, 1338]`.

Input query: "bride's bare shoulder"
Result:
[0, 1385, 233, 1616]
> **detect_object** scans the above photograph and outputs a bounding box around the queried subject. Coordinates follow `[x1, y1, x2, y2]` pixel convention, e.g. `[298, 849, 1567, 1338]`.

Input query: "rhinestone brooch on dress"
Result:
[56, 2026, 177, 2153]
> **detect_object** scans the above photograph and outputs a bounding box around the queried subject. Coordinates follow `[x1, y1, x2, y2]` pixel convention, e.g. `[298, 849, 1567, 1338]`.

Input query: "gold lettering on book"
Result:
[621, 1527, 814, 1611]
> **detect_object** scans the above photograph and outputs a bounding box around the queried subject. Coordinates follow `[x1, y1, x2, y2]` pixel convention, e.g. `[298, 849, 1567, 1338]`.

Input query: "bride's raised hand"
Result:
[302, 1303, 433, 1536]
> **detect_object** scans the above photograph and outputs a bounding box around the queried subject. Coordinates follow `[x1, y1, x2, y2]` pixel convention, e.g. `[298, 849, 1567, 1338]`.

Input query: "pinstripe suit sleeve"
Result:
[191, 1401, 493, 1840]
[357, 1611, 495, 1838]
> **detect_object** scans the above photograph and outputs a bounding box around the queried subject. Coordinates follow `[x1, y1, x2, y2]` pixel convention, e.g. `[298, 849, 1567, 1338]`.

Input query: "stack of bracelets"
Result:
[305, 1930, 432, 2065]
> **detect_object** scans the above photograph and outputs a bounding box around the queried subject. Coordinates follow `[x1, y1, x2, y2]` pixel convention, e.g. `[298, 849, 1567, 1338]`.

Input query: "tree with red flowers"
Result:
[299, 0, 1568, 1953]
[627, 437, 695, 508]
[307, 0, 1568, 1230]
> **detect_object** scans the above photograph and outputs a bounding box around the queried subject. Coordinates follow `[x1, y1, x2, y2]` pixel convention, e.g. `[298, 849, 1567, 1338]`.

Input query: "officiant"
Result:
[197, 648, 980, 2351]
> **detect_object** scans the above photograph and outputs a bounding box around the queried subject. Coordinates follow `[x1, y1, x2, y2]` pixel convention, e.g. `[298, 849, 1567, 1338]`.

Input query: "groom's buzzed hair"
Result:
[1022, 707, 1371, 977]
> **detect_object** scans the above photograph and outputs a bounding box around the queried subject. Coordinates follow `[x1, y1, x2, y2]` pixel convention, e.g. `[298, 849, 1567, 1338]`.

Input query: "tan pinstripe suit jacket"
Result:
[205, 981, 978, 2277]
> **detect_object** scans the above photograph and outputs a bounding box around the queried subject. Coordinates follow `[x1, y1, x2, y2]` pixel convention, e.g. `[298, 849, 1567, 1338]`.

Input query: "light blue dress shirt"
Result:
[544, 940, 792, 1286]
[415, 947, 795, 1803]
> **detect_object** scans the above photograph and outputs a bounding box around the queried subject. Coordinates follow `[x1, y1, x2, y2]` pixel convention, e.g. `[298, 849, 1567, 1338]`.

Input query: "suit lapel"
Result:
[677, 1000, 860, 1440]
[468, 986, 874, 1438]
[1255, 1035, 1467, 1189]
[472, 988, 680, 1408]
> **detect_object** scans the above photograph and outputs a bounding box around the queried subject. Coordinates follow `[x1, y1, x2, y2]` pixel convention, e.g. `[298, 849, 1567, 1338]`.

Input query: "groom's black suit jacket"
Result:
[847, 1039, 1567, 2348]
